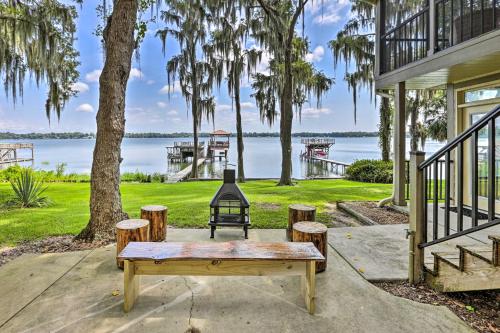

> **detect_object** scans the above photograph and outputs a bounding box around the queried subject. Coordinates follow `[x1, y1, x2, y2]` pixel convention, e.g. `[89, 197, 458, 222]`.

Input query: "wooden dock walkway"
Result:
[166, 158, 206, 183]
[309, 157, 350, 176]
[0, 143, 34, 168]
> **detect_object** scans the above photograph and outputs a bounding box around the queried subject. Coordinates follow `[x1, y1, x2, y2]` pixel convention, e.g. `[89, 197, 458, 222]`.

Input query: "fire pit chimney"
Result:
[209, 169, 250, 239]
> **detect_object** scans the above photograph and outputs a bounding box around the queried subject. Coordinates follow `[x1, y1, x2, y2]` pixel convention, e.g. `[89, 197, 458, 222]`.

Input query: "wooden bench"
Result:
[117, 241, 325, 314]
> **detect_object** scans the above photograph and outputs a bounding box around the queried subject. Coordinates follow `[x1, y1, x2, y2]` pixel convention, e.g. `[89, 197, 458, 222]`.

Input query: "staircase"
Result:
[412, 104, 500, 292]
[424, 235, 500, 292]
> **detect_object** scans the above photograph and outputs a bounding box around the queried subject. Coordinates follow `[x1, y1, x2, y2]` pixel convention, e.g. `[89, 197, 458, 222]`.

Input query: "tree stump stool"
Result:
[116, 219, 150, 269]
[287, 204, 316, 241]
[292, 222, 327, 273]
[140, 205, 168, 241]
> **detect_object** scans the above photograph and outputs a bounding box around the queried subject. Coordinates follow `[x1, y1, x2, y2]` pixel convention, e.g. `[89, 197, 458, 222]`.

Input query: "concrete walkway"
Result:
[329, 208, 500, 281]
[0, 229, 472, 333]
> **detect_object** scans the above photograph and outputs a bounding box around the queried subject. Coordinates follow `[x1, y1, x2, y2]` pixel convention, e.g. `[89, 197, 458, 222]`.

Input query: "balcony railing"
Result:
[380, 7, 430, 73]
[379, 0, 500, 74]
[436, 0, 500, 51]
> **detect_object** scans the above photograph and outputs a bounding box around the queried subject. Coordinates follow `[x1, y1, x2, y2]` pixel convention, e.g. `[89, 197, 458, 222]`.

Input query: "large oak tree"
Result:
[247, 0, 332, 185]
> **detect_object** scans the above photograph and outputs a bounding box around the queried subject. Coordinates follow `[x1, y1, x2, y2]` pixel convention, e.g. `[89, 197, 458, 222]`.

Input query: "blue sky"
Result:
[0, 0, 378, 134]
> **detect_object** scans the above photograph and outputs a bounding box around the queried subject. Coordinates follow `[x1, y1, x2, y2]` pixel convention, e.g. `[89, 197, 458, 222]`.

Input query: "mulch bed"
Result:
[374, 281, 500, 333]
[0, 236, 109, 268]
[341, 201, 409, 225]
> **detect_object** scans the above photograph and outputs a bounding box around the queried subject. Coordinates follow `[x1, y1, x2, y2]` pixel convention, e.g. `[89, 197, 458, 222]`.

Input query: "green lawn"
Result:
[0, 179, 391, 246]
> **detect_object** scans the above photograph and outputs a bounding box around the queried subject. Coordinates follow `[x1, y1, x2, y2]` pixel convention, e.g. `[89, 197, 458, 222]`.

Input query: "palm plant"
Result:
[0, 0, 79, 119]
[157, 0, 217, 179]
[205, 6, 262, 182]
[10, 169, 50, 208]
[247, 0, 332, 185]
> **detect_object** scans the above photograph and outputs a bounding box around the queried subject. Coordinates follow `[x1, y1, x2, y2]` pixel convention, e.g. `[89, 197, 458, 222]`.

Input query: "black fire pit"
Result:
[209, 169, 250, 239]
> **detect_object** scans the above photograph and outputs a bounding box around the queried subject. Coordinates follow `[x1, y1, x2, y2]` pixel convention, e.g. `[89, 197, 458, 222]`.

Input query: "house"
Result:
[374, 0, 500, 291]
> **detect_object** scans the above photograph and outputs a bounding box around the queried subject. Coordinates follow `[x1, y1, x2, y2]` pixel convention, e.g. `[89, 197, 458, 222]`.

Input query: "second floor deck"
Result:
[376, 0, 500, 89]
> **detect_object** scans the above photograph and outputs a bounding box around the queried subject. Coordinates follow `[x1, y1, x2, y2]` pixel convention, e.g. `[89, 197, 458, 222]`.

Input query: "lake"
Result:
[4, 137, 445, 179]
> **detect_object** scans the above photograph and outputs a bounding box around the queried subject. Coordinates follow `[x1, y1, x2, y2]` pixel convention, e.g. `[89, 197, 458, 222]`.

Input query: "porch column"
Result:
[393, 81, 407, 206]
[409, 151, 426, 284]
[447, 84, 456, 204]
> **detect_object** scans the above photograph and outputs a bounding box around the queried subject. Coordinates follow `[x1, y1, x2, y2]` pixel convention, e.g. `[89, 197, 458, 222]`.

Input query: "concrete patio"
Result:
[0, 228, 473, 333]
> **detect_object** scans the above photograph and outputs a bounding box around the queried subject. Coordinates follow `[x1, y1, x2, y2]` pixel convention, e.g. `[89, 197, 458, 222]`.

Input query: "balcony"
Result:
[379, 0, 500, 75]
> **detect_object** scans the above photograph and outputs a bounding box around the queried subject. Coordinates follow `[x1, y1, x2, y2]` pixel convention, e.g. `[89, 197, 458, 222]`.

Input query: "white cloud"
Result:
[159, 81, 182, 94]
[146, 80, 155, 85]
[302, 107, 330, 119]
[126, 107, 145, 113]
[85, 68, 143, 83]
[71, 81, 89, 93]
[256, 51, 271, 75]
[216, 104, 232, 112]
[85, 69, 102, 83]
[308, 0, 350, 26]
[129, 68, 143, 81]
[167, 110, 179, 116]
[240, 102, 255, 110]
[157, 102, 167, 108]
[75, 103, 94, 113]
[306, 46, 325, 63]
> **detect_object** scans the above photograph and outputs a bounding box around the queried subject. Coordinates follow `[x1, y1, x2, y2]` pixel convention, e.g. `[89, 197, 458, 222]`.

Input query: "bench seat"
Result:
[118, 241, 325, 314]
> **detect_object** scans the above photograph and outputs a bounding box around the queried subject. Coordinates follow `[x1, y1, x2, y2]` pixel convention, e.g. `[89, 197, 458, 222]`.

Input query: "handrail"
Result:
[381, 6, 430, 38]
[420, 104, 500, 169]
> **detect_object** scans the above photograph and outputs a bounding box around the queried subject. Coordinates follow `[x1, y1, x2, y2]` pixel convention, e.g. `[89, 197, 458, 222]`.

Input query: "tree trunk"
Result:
[191, 112, 199, 179]
[287, 204, 316, 241]
[234, 77, 245, 182]
[379, 97, 392, 162]
[278, 51, 294, 186]
[292, 221, 327, 273]
[190, 48, 199, 179]
[76, 0, 137, 241]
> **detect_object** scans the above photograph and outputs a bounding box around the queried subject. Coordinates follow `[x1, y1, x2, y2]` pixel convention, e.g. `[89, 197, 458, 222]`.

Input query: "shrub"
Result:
[55, 163, 67, 177]
[9, 169, 51, 208]
[346, 159, 393, 184]
[0, 165, 23, 182]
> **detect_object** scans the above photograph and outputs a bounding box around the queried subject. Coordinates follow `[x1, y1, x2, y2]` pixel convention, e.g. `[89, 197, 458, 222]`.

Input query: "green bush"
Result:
[9, 169, 51, 208]
[0, 166, 166, 184]
[346, 159, 393, 184]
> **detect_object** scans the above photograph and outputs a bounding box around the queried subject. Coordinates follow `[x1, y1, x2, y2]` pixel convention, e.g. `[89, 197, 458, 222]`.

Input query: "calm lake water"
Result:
[5, 137, 445, 179]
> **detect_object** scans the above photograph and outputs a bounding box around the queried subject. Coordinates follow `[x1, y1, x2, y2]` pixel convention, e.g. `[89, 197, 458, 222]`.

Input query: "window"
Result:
[465, 86, 500, 103]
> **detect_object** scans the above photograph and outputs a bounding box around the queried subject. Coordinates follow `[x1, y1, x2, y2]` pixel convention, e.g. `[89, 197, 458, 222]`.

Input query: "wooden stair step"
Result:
[432, 251, 461, 270]
[457, 245, 493, 265]
[424, 262, 437, 276]
[488, 235, 500, 243]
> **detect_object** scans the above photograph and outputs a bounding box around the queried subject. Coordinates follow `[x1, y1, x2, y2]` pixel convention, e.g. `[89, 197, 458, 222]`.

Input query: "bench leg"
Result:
[302, 261, 316, 315]
[124, 260, 140, 312]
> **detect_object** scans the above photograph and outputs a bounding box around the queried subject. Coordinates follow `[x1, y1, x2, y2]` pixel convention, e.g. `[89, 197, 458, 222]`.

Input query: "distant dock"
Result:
[0, 143, 34, 169]
[166, 158, 206, 183]
[300, 138, 350, 176]
[309, 157, 350, 175]
[167, 141, 205, 163]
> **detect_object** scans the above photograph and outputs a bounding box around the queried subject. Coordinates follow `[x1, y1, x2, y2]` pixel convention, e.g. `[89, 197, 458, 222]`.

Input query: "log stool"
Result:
[140, 205, 168, 241]
[292, 222, 327, 273]
[287, 204, 316, 241]
[116, 219, 150, 269]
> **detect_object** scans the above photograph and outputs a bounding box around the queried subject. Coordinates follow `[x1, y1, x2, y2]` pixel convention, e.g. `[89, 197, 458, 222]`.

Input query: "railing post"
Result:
[428, 0, 436, 55]
[409, 151, 426, 284]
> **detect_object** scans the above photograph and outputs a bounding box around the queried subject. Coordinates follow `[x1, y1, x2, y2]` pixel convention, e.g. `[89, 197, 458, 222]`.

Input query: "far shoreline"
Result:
[0, 131, 379, 140]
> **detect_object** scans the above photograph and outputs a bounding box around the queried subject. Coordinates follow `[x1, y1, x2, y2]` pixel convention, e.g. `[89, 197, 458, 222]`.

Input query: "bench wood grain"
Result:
[118, 241, 324, 314]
